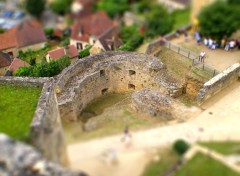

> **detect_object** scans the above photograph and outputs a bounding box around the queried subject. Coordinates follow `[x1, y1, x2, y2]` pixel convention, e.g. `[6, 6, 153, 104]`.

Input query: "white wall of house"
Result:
[19, 42, 46, 53]
[70, 39, 89, 51]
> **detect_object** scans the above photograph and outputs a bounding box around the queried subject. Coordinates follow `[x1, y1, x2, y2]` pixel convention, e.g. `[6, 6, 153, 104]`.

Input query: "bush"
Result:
[79, 46, 92, 58]
[173, 139, 190, 155]
[44, 28, 54, 37]
[14, 56, 70, 77]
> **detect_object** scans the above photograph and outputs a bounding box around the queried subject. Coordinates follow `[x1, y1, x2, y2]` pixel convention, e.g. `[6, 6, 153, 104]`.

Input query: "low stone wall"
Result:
[197, 63, 240, 104]
[56, 51, 183, 122]
[0, 134, 88, 176]
[0, 76, 68, 166]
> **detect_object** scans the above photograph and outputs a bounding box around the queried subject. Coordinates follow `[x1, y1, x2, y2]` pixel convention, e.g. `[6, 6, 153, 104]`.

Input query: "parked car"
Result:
[0, 18, 5, 26]
[13, 11, 25, 19]
[2, 21, 17, 29]
[2, 10, 13, 18]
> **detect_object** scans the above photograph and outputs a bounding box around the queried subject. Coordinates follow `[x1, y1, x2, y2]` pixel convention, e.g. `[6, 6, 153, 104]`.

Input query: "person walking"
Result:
[121, 126, 132, 148]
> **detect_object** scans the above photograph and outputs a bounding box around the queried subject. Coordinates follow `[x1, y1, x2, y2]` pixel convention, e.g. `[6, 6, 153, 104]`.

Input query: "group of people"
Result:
[194, 32, 240, 51]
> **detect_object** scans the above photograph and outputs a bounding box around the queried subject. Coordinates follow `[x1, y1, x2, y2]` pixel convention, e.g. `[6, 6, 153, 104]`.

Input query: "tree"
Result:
[173, 139, 189, 155]
[145, 5, 174, 38]
[50, 0, 73, 15]
[198, 2, 240, 40]
[25, 0, 45, 18]
[97, 0, 129, 18]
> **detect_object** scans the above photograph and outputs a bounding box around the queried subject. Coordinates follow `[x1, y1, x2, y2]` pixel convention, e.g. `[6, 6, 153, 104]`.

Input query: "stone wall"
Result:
[0, 76, 68, 166]
[197, 63, 240, 104]
[0, 134, 88, 176]
[56, 51, 182, 121]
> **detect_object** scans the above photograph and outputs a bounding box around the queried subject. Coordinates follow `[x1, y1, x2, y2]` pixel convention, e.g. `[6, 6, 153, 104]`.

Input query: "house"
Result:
[8, 57, 29, 74]
[0, 51, 12, 75]
[158, 0, 190, 10]
[46, 45, 79, 63]
[0, 19, 47, 58]
[70, 11, 122, 54]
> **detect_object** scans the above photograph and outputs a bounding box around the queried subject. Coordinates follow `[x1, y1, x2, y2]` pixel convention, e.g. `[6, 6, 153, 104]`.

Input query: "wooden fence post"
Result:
[202, 64, 205, 70]
[178, 47, 180, 53]
[213, 69, 216, 77]
[188, 51, 190, 58]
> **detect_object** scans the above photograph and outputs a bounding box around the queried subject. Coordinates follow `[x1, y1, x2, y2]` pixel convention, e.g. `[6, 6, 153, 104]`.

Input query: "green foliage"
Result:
[118, 26, 144, 51]
[44, 28, 54, 37]
[0, 28, 5, 33]
[50, 0, 73, 15]
[97, 0, 129, 18]
[14, 56, 71, 77]
[29, 57, 36, 66]
[199, 2, 240, 39]
[61, 37, 70, 46]
[172, 8, 190, 30]
[25, 0, 45, 17]
[0, 84, 41, 141]
[135, 0, 152, 13]
[79, 46, 92, 58]
[145, 5, 174, 38]
[228, 0, 240, 4]
[173, 139, 189, 155]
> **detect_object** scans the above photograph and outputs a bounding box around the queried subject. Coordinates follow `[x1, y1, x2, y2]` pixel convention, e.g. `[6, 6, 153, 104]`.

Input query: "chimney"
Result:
[78, 26, 84, 37]
[64, 45, 69, 56]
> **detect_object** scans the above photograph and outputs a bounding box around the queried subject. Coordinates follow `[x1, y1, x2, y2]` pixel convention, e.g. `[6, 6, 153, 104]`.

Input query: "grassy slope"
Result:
[0, 84, 41, 141]
[200, 142, 240, 155]
[63, 94, 162, 143]
[174, 152, 239, 176]
[142, 148, 179, 176]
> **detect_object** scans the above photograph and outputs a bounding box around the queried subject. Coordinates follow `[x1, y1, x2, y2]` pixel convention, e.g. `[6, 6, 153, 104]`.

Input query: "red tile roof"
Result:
[71, 11, 115, 42]
[0, 51, 12, 68]
[0, 19, 47, 50]
[48, 45, 79, 60]
[9, 58, 30, 73]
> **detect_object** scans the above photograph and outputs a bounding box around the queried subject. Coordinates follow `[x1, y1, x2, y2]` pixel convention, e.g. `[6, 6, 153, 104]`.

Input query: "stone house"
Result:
[8, 57, 30, 74]
[0, 51, 12, 75]
[70, 11, 122, 55]
[46, 45, 79, 63]
[0, 19, 47, 58]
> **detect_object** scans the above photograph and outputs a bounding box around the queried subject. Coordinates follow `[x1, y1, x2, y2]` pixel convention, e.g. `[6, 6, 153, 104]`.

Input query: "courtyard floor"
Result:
[67, 81, 240, 176]
[170, 34, 240, 71]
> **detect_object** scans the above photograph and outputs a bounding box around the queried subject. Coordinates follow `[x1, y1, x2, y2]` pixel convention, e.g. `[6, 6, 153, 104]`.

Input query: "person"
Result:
[184, 31, 188, 42]
[121, 126, 132, 148]
[199, 51, 206, 62]
[208, 38, 213, 49]
[229, 40, 235, 50]
[195, 32, 201, 44]
[203, 37, 208, 46]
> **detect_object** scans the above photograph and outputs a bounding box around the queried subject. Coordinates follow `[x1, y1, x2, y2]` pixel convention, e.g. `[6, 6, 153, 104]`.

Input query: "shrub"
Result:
[79, 46, 92, 58]
[44, 28, 54, 37]
[14, 56, 70, 77]
[173, 139, 190, 155]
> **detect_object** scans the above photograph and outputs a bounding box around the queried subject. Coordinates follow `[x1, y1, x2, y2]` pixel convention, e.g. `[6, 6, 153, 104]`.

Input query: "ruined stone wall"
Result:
[197, 63, 240, 104]
[56, 51, 182, 121]
[0, 76, 68, 165]
[0, 134, 87, 176]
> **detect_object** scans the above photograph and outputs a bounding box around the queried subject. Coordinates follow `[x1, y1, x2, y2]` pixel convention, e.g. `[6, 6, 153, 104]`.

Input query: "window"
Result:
[129, 70, 136, 76]
[102, 88, 108, 95]
[100, 70, 105, 77]
[128, 84, 135, 90]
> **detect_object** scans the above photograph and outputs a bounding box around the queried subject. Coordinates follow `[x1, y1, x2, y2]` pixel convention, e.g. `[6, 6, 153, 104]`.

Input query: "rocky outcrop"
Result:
[0, 134, 88, 176]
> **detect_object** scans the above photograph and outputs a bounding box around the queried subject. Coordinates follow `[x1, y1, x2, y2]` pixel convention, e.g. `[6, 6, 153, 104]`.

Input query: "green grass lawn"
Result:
[0, 84, 41, 141]
[172, 8, 190, 31]
[200, 142, 240, 155]
[174, 152, 239, 176]
[142, 148, 180, 176]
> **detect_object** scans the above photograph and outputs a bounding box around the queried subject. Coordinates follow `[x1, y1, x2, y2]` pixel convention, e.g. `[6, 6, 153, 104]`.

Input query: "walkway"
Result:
[67, 81, 240, 176]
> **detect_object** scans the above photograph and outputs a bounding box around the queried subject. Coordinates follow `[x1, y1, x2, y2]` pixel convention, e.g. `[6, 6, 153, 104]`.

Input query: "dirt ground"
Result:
[67, 81, 240, 176]
[171, 35, 240, 71]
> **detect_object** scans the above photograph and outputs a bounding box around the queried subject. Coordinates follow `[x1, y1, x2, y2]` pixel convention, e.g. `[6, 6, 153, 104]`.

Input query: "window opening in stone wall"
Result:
[128, 84, 135, 90]
[100, 70, 105, 77]
[102, 88, 108, 95]
[129, 70, 136, 76]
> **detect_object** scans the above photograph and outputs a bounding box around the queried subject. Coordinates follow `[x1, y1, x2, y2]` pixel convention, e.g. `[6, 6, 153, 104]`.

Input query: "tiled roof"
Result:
[48, 45, 79, 60]
[0, 19, 47, 50]
[9, 58, 30, 73]
[98, 27, 122, 51]
[0, 51, 12, 68]
[71, 11, 115, 42]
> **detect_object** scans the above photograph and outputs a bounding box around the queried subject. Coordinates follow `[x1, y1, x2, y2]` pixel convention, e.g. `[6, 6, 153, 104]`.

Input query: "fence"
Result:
[162, 41, 220, 78]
